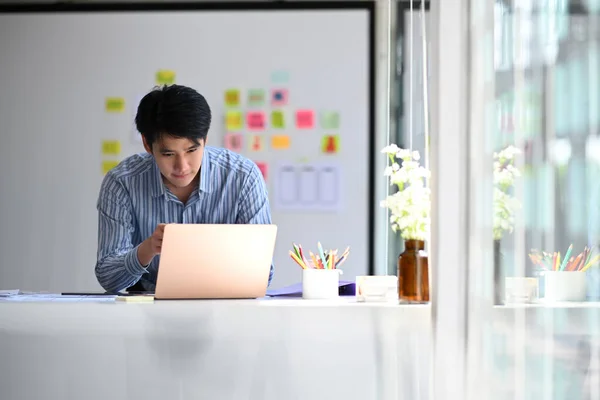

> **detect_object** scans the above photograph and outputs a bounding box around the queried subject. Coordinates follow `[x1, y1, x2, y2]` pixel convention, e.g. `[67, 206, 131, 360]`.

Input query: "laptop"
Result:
[154, 223, 277, 300]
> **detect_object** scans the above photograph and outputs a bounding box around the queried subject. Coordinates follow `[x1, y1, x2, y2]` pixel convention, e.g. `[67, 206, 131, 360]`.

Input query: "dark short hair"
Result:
[135, 84, 212, 147]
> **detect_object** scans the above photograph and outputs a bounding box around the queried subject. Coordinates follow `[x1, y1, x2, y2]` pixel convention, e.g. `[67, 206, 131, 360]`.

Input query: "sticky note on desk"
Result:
[105, 97, 125, 113]
[116, 295, 154, 303]
[102, 140, 121, 155]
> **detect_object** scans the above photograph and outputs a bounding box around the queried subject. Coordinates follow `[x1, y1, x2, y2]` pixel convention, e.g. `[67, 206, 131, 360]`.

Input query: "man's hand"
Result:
[136, 223, 166, 267]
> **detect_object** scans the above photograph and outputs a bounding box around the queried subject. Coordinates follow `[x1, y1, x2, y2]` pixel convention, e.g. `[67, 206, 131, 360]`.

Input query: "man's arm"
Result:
[95, 173, 148, 293]
[236, 163, 274, 285]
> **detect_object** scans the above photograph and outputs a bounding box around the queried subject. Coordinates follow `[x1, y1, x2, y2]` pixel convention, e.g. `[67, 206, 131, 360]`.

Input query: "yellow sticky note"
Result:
[271, 135, 290, 150]
[225, 110, 243, 131]
[105, 97, 125, 113]
[102, 160, 119, 175]
[156, 70, 176, 85]
[102, 140, 121, 155]
[271, 110, 285, 129]
[225, 89, 241, 107]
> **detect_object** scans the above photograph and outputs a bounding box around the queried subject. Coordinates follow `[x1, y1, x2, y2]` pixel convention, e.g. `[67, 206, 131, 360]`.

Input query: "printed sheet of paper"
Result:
[273, 162, 342, 212]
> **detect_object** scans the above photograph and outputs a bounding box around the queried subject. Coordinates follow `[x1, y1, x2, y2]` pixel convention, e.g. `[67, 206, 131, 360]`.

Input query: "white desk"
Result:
[0, 297, 431, 400]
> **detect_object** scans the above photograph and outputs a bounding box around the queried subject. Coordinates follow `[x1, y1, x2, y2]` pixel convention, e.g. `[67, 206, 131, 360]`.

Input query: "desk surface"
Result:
[0, 297, 431, 400]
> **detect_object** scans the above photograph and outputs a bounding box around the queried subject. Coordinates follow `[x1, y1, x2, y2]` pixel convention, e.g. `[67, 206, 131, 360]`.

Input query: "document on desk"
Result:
[0, 293, 116, 302]
[0, 289, 21, 297]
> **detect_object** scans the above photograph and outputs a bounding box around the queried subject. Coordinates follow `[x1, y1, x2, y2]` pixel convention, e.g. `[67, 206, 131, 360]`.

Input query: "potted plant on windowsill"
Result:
[380, 144, 431, 303]
[493, 145, 521, 304]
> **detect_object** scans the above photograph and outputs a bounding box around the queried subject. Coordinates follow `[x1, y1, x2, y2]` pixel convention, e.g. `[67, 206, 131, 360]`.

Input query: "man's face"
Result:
[143, 135, 205, 189]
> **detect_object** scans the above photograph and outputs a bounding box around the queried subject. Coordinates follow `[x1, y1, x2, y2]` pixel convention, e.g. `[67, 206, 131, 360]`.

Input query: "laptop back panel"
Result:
[155, 224, 277, 299]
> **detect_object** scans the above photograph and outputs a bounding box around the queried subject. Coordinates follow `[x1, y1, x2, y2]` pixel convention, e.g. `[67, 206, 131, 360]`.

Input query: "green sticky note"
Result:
[105, 97, 125, 113]
[155, 70, 176, 85]
[247, 89, 265, 107]
[320, 111, 340, 129]
[271, 110, 285, 129]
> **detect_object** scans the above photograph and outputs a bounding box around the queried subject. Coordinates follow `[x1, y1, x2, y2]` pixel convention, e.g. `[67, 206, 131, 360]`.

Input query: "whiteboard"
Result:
[0, 2, 374, 292]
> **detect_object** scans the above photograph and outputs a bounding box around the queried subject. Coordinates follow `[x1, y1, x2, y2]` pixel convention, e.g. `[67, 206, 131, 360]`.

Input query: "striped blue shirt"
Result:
[94, 146, 273, 293]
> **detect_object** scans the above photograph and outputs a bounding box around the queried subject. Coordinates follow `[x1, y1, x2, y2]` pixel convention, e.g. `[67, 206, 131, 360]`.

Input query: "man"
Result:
[95, 84, 273, 293]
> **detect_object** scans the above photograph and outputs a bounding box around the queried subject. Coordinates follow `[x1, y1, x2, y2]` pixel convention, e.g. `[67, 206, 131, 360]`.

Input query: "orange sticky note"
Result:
[224, 133, 243, 152]
[271, 135, 290, 150]
[321, 135, 340, 154]
[225, 111, 243, 131]
[249, 135, 264, 151]
[246, 111, 266, 130]
[296, 109, 314, 129]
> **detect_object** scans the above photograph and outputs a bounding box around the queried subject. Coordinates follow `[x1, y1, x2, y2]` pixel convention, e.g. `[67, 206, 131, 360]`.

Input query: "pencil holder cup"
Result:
[544, 271, 587, 302]
[302, 268, 342, 299]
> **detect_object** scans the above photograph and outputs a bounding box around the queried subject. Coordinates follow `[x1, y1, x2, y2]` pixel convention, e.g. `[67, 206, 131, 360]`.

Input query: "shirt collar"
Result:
[149, 147, 212, 198]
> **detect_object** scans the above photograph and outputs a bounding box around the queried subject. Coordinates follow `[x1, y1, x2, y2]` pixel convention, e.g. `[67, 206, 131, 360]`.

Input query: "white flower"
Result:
[380, 144, 431, 241]
[381, 144, 400, 154]
[493, 145, 521, 240]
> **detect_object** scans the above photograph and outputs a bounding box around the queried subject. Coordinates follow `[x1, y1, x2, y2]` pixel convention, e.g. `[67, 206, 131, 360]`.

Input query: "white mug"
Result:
[544, 271, 587, 302]
[302, 269, 343, 299]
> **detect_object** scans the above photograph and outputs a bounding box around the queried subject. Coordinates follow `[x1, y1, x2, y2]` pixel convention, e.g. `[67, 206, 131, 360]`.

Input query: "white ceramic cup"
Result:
[302, 269, 342, 299]
[544, 271, 587, 302]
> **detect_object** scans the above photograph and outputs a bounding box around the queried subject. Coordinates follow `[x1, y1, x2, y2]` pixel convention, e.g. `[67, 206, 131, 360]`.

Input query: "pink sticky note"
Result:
[295, 109, 315, 129]
[271, 89, 288, 106]
[224, 133, 243, 152]
[255, 162, 268, 181]
[246, 111, 266, 130]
